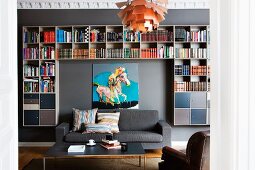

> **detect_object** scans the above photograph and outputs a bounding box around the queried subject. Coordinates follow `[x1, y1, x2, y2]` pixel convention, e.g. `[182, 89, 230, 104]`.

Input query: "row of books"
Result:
[24, 31, 39, 43]
[123, 48, 140, 58]
[158, 30, 174, 41]
[40, 62, 55, 76]
[190, 30, 207, 42]
[40, 31, 55, 43]
[141, 31, 158, 41]
[90, 29, 105, 42]
[73, 49, 89, 59]
[57, 29, 72, 42]
[57, 49, 72, 59]
[90, 48, 105, 58]
[174, 81, 207, 91]
[158, 46, 174, 58]
[24, 79, 39, 93]
[191, 66, 207, 75]
[40, 46, 55, 59]
[123, 30, 140, 42]
[23, 47, 39, 59]
[107, 32, 123, 42]
[175, 65, 190, 75]
[175, 48, 207, 59]
[40, 77, 54, 93]
[141, 48, 158, 58]
[73, 28, 89, 42]
[175, 28, 207, 42]
[24, 65, 39, 77]
[106, 48, 123, 58]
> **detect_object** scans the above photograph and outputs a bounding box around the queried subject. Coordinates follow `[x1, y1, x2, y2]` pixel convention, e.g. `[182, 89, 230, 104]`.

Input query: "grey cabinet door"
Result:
[175, 93, 191, 108]
[175, 109, 190, 125]
[40, 110, 55, 125]
[190, 92, 207, 108]
[24, 110, 39, 125]
[191, 109, 207, 124]
[40, 94, 55, 109]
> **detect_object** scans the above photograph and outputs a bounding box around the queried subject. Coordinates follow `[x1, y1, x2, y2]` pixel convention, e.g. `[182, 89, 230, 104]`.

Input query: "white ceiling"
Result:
[17, 0, 209, 9]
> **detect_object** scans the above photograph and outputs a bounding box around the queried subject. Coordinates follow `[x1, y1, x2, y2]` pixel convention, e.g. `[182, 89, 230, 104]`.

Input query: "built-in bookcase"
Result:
[22, 25, 210, 127]
[23, 26, 58, 126]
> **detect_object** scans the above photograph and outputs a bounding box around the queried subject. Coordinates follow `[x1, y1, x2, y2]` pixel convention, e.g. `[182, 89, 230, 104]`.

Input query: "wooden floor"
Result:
[19, 147, 162, 170]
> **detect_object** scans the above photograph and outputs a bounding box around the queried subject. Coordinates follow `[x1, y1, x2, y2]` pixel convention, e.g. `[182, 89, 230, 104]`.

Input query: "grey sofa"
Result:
[56, 110, 171, 149]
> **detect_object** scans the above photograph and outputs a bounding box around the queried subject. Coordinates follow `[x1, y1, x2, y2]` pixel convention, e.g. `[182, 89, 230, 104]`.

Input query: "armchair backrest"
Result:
[186, 131, 210, 170]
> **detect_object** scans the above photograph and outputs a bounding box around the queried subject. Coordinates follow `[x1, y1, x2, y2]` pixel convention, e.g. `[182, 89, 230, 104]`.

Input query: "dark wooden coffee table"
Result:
[44, 143, 146, 170]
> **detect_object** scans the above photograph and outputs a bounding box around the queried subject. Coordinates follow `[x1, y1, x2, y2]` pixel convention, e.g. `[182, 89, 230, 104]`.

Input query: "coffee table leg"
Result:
[43, 157, 45, 170]
[139, 156, 141, 167]
[144, 155, 146, 170]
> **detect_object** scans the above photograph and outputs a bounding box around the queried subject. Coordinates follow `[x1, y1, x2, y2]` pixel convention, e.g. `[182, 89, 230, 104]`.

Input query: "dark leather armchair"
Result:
[159, 131, 210, 170]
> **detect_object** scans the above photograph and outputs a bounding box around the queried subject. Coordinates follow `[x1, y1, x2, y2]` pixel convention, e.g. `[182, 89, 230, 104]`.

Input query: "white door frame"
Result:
[0, 0, 18, 170]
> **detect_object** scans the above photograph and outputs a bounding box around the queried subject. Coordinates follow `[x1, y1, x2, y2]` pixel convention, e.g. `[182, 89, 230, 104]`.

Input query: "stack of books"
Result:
[100, 139, 121, 150]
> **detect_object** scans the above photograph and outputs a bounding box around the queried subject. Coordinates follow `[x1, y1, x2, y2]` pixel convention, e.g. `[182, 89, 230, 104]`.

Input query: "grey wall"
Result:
[18, 9, 210, 142]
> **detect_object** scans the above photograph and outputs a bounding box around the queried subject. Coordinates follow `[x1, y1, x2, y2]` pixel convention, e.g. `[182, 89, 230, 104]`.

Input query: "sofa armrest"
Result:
[161, 146, 189, 169]
[56, 122, 70, 143]
[157, 120, 171, 146]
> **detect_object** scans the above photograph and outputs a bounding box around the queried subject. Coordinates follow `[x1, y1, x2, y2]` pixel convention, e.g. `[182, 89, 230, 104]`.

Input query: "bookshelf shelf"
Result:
[22, 24, 210, 127]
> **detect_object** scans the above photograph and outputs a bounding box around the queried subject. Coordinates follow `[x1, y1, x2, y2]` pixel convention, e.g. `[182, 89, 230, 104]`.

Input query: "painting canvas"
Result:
[93, 63, 139, 109]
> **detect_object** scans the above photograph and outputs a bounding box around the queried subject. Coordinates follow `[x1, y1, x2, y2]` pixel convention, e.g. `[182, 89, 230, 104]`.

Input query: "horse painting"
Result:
[93, 63, 139, 109]
[93, 67, 131, 106]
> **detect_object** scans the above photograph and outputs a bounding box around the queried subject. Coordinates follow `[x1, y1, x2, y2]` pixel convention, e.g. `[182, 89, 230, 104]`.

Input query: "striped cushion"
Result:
[97, 112, 120, 133]
[83, 124, 111, 133]
[72, 108, 98, 132]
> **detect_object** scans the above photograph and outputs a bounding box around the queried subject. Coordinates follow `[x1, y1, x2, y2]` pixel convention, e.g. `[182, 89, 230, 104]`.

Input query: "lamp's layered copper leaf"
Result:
[116, 0, 168, 32]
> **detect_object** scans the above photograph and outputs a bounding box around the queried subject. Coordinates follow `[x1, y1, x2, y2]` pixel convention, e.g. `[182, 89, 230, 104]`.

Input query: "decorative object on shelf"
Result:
[116, 0, 168, 32]
[93, 63, 139, 109]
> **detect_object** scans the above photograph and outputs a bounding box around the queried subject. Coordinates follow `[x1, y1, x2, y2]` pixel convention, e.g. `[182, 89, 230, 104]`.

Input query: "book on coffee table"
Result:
[100, 143, 121, 150]
[102, 139, 119, 144]
[68, 145, 85, 153]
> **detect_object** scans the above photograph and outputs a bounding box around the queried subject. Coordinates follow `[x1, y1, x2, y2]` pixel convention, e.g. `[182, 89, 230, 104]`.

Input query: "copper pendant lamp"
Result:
[116, 0, 168, 32]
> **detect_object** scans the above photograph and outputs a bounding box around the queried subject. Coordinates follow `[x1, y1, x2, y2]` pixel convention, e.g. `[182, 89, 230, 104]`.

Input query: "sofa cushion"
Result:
[65, 132, 109, 143]
[84, 124, 112, 133]
[118, 110, 159, 131]
[72, 108, 98, 132]
[114, 131, 163, 143]
[97, 112, 120, 133]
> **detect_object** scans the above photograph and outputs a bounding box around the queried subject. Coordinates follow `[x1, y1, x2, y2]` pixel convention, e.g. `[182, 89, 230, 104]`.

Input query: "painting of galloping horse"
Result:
[93, 63, 139, 109]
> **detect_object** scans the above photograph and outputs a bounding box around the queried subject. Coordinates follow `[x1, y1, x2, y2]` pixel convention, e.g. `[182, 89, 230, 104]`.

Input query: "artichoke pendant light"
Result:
[116, 0, 168, 32]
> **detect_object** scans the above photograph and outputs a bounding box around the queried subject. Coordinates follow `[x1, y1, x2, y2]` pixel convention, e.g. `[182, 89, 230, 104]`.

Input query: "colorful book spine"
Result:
[90, 48, 105, 58]
[175, 48, 207, 58]
[56, 49, 72, 59]
[24, 79, 39, 93]
[90, 29, 105, 42]
[106, 48, 123, 58]
[24, 65, 39, 77]
[23, 47, 39, 59]
[73, 49, 89, 59]
[40, 31, 55, 43]
[40, 62, 55, 76]
[74, 28, 89, 42]
[40, 77, 54, 93]
[191, 66, 207, 75]
[158, 46, 174, 58]
[57, 29, 72, 42]
[141, 48, 157, 58]
[40, 46, 55, 59]
[24, 31, 39, 43]
[158, 30, 174, 41]
[141, 31, 158, 41]
[107, 32, 123, 42]
[174, 81, 207, 91]
[123, 30, 140, 42]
